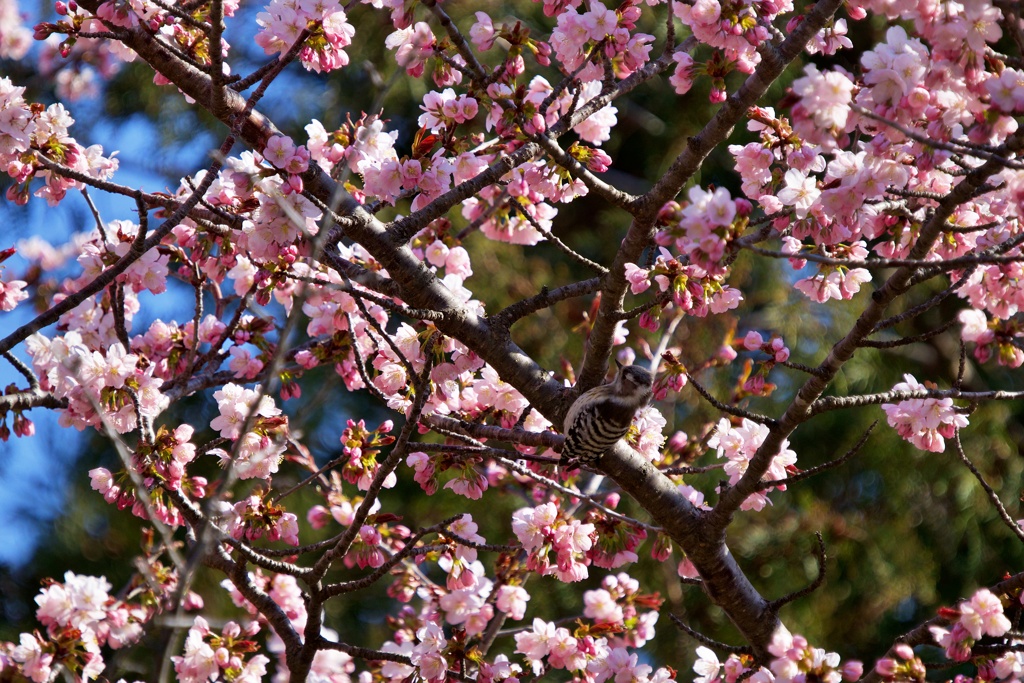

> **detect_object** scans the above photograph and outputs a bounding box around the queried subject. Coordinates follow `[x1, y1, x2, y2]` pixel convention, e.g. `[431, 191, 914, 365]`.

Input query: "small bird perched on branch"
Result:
[560, 363, 654, 467]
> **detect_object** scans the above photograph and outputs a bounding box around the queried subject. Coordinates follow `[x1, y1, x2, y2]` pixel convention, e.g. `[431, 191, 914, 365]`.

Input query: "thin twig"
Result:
[768, 532, 827, 609]
[950, 431, 1024, 544]
[669, 613, 753, 654]
[759, 422, 876, 489]
[686, 375, 777, 425]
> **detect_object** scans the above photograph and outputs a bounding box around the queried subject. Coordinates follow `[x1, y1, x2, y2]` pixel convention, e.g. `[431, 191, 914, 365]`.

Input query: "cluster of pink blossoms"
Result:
[674, 0, 791, 76]
[653, 187, 751, 273]
[468, 11, 552, 66]
[255, 0, 354, 72]
[0, 272, 27, 312]
[206, 382, 288, 480]
[766, 627, 863, 683]
[339, 419, 397, 491]
[263, 134, 311, 193]
[708, 417, 797, 511]
[514, 616, 677, 682]
[407, 447, 490, 500]
[624, 247, 743, 332]
[583, 572, 661, 648]
[549, 1, 653, 79]
[25, 333, 168, 433]
[1, 78, 118, 206]
[781, 238, 872, 304]
[959, 259, 1024, 322]
[881, 374, 968, 453]
[4, 572, 152, 683]
[745, 7, 1024, 341]
[986, 68, 1024, 114]
[385, 21, 435, 78]
[215, 150, 323, 263]
[435, 551, 496, 632]
[0, 0, 31, 59]
[221, 493, 300, 547]
[736, 331, 791, 395]
[172, 617, 269, 683]
[93, 0, 163, 29]
[512, 501, 595, 582]
[380, 621, 450, 683]
[959, 309, 1024, 368]
[485, 76, 618, 147]
[419, 89, 479, 132]
[89, 423, 207, 527]
[626, 405, 668, 461]
[8, 0, 1024, 680]
[693, 646, 768, 683]
[740, 332, 790, 363]
[0, 245, 27, 313]
[586, 498, 648, 569]
[871, 643, 926, 683]
[928, 588, 1013, 663]
[306, 110, 485, 215]
[0, 77, 38, 174]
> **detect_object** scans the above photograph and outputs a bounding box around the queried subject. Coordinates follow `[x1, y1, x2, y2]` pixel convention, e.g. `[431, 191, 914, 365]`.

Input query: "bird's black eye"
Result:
[623, 367, 651, 387]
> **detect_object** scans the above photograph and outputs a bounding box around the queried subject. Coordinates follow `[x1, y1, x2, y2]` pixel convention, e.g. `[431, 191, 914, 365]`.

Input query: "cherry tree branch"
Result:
[808, 388, 1024, 416]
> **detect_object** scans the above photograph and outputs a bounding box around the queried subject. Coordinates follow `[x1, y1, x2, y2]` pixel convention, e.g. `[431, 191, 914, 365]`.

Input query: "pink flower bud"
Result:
[639, 309, 660, 331]
[6, 185, 29, 206]
[668, 373, 687, 391]
[893, 644, 914, 660]
[307, 505, 331, 529]
[182, 591, 204, 610]
[620, 5, 641, 26]
[14, 415, 35, 437]
[534, 40, 552, 65]
[651, 534, 672, 562]
[874, 658, 897, 678]
[36, 21, 57, 38]
[743, 331, 764, 350]
[842, 661, 864, 680]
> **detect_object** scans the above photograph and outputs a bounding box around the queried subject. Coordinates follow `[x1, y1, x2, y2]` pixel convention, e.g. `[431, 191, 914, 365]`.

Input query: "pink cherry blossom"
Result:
[882, 374, 969, 453]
